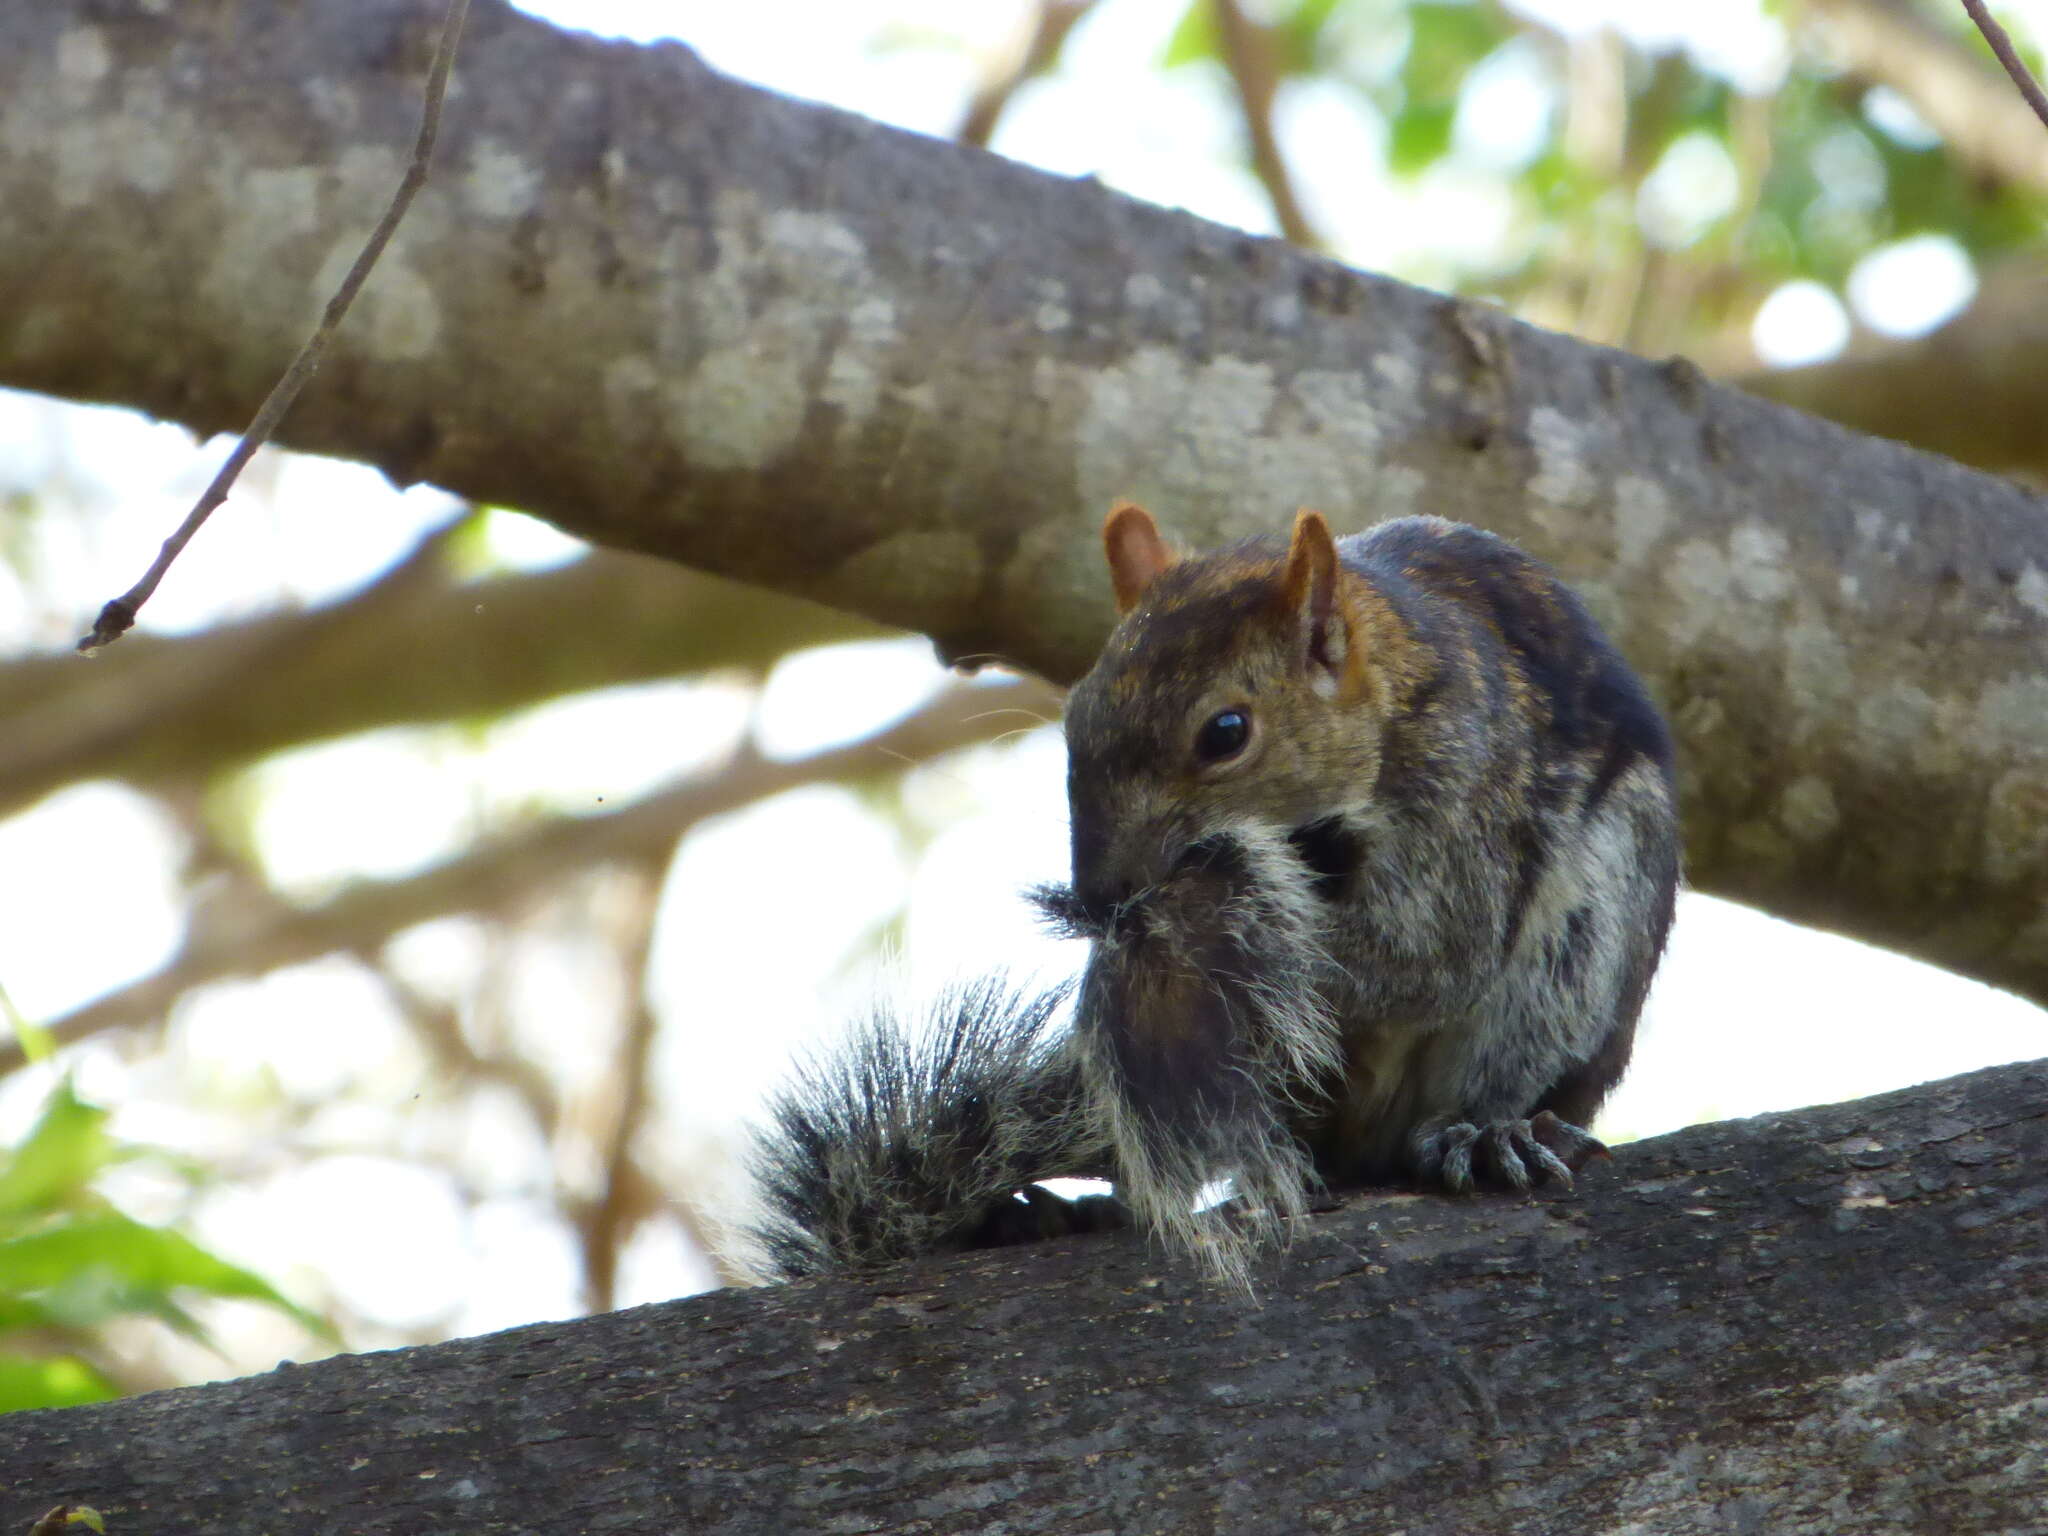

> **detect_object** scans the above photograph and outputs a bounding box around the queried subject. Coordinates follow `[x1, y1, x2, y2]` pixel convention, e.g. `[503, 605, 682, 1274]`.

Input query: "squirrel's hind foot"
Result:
[1415, 1111, 1608, 1194]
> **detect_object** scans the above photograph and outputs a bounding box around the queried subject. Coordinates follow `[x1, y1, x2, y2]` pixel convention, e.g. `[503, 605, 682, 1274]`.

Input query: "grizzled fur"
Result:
[746, 505, 1677, 1286]
[746, 979, 1114, 1279]
[1035, 824, 1339, 1286]
[1041, 506, 1678, 1281]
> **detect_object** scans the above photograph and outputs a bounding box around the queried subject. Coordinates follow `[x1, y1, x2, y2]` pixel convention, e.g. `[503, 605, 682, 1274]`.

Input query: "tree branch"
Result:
[5, 0, 2048, 1002]
[1, 1058, 2041, 1534]
[1804, 0, 2048, 194]
[77, 0, 472, 651]
[1212, 0, 1324, 250]
[574, 867, 668, 1312]
[1739, 259, 2048, 481]
[1961, 0, 2048, 135]
[955, 1, 1098, 149]
[0, 539, 883, 821]
[0, 678, 1060, 1078]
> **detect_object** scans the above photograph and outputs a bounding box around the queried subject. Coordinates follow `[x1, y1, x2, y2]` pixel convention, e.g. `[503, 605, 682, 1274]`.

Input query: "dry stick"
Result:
[579, 866, 671, 1313]
[0, 677, 1061, 1079]
[1962, 0, 2048, 133]
[76, 0, 473, 654]
[956, 0, 1098, 149]
[1212, 0, 1323, 251]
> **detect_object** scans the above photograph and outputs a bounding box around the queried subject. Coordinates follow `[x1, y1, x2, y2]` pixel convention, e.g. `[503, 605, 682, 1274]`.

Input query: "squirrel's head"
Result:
[1060, 502, 1415, 924]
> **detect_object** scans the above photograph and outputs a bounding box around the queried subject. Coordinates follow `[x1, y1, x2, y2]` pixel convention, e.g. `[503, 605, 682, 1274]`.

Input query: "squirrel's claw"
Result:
[1528, 1110, 1608, 1171]
[1415, 1115, 1606, 1194]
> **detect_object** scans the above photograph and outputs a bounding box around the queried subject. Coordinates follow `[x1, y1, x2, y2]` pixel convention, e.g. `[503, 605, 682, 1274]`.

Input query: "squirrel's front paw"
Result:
[1413, 1111, 1607, 1194]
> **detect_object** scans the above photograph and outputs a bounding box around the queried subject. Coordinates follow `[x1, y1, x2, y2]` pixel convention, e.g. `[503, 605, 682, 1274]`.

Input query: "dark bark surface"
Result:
[4, 1058, 2043, 1536]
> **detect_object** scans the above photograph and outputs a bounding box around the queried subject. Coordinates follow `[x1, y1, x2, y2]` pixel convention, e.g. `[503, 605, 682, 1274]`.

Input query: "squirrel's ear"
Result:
[1282, 509, 1347, 688]
[1103, 501, 1175, 614]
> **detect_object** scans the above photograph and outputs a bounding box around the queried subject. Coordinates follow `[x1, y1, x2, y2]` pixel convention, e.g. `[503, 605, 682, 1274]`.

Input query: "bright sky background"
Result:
[0, 0, 2042, 1375]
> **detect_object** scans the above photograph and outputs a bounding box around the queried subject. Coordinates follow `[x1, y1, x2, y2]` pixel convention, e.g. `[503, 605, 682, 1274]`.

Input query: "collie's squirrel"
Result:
[749, 504, 1679, 1285]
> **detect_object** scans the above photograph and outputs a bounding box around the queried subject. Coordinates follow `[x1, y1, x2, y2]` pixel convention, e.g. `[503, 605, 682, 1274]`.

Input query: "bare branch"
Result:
[76, 0, 472, 652]
[1212, 0, 1323, 250]
[1804, 0, 2048, 194]
[3, 540, 884, 822]
[363, 953, 566, 1155]
[0, 677, 1062, 1077]
[956, 1, 1098, 149]
[1962, 0, 2048, 134]
[574, 869, 666, 1313]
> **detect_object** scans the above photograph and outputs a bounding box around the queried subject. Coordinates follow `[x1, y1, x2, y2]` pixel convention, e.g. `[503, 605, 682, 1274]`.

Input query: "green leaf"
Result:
[0, 1351, 119, 1413]
[0, 1212, 328, 1339]
[1401, 1, 1502, 103]
[1161, 0, 1218, 69]
[0, 1082, 114, 1220]
[1390, 102, 1456, 175]
[439, 503, 502, 581]
[0, 1294, 68, 1332]
[0, 979, 52, 1064]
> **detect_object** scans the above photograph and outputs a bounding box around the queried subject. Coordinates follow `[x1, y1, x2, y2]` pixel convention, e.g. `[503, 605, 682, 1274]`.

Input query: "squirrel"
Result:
[747, 503, 1679, 1286]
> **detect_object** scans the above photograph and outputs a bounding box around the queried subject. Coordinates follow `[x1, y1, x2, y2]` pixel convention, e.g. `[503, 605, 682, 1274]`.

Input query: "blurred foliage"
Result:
[1153, 0, 2045, 355]
[0, 1072, 329, 1414]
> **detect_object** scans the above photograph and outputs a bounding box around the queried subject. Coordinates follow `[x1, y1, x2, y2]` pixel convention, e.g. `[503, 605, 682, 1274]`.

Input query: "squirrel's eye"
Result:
[1195, 708, 1252, 764]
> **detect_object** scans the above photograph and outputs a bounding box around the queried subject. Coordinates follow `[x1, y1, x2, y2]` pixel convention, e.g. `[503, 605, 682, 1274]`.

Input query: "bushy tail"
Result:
[1045, 824, 1342, 1289]
[744, 977, 1116, 1280]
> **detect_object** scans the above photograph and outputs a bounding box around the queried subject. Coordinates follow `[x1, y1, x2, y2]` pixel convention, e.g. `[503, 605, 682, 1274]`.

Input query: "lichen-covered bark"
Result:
[2, 1, 2047, 1004]
[1, 1058, 2043, 1536]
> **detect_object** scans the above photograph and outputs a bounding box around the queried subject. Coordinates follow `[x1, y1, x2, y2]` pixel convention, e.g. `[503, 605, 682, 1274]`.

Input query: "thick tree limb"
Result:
[4, 1, 2048, 1003]
[1, 1058, 2042, 1535]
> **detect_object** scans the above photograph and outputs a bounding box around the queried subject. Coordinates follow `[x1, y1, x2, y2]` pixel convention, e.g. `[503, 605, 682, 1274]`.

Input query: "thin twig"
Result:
[1212, 0, 1323, 250]
[577, 868, 666, 1314]
[0, 676, 1062, 1079]
[956, 1, 1099, 148]
[1962, 0, 2048, 133]
[77, 0, 472, 654]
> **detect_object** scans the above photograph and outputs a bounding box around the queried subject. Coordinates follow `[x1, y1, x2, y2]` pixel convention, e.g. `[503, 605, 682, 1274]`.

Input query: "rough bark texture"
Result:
[3, 1058, 2044, 1535]
[4, 0, 2048, 1008]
